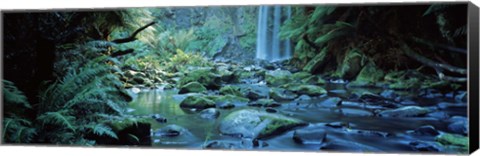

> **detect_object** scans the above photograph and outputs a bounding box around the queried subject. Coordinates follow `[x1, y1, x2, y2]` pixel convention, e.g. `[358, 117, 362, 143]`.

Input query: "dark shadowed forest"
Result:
[2, 3, 470, 154]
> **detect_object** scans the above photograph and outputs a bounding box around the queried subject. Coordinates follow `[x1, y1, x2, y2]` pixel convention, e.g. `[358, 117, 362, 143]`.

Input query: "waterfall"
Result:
[256, 5, 292, 62]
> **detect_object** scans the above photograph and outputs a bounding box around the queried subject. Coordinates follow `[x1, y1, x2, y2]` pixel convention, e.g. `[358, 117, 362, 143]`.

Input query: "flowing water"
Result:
[256, 6, 292, 62]
[127, 83, 466, 152]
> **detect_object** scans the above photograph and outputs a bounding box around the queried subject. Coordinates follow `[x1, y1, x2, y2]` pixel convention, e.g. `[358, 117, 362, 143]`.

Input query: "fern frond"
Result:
[2, 80, 31, 108]
[84, 123, 118, 139]
[37, 110, 76, 132]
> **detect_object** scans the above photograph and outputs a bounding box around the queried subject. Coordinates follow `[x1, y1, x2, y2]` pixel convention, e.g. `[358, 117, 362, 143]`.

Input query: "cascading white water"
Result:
[256, 5, 292, 62]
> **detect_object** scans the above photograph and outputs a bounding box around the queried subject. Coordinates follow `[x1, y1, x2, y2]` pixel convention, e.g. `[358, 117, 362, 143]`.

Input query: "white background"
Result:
[1, 0, 479, 156]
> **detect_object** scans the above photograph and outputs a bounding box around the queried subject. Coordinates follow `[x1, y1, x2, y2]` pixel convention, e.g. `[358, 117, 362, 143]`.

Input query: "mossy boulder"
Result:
[292, 72, 313, 80]
[332, 49, 365, 80]
[248, 98, 280, 107]
[180, 95, 216, 109]
[208, 95, 250, 109]
[435, 133, 468, 153]
[378, 106, 430, 117]
[178, 82, 207, 94]
[287, 85, 327, 96]
[348, 61, 384, 87]
[265, 70, 293, 86]
[270, 87, 298, 101]
[219, 109, 307, 139]
[219, 85, 243, 97]
[178, 67, 221, 90]
[301, 75, 327, 85]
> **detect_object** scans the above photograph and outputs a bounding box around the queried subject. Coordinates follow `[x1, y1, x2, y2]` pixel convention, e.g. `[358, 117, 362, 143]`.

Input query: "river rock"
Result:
[293, 129, 327, 145]
[378, 106, 430, 117]
[380, 90, 398, 99]
[408, 125, 440, 136]
[269, 87, 297, 101]
[448, 121, 468, 135]
[178, 81, 207, 94]
[426, 111, 450, 120]
[241, 85, 269, 100]
[320, 139, 381, 152]
[337, 108, 374, 117]
[265, 70, 292, 86]
[326, 122, 350, 128]
[437, 102, 467, 110]
[199, 108, 220, 119]
[151, 114, 167, 123]
[455, 91, 467, 102]
[248, 99, 280, 107]
[288, 85, 327, 96]
[179, 95, 215, 109]
[219, 109, 307, 139]
[409, 141, 444, 152]
[219, 85, 243, 97]
[318, 97, 342, 108]
[153, 124, 192, 138]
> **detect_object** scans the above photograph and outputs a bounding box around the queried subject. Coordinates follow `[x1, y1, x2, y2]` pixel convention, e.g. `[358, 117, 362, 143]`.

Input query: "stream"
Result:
[127, 82, 467, 153]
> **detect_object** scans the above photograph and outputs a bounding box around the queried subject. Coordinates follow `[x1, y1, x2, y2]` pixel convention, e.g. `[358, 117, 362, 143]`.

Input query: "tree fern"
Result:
[2, 80, 31, 109]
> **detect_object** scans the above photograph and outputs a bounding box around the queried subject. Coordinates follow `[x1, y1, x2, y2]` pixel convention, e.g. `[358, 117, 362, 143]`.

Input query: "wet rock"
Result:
[288, 85, 327, 96]
[318, 97, 342, 108]
[437, 102, 467, 110]
[269, 87, 297, 101]
[448, 121, 468, 135]
[153, 124, 191, 137]
[347, 129, 391, 137]
[219, 109, 307, 139]
[400, 99, 417, 106]
[336, 108, 374, 117]
[265, 70, 292, 86]
[359, 91, 384, 103]
[179, 95, 215, 109]
[380, 90, 398, 99]
[408, 125, 439, 136]
[302, 75, 327, 85]
[293, 129, 327, 145]
[199, 108, 220, 119]
[326, 122, 350, 128]
[178, 68, 221, 90]
[178, 82, 207, 94]
[295, 95, 312, 101]
[151, 114, 167, 123]
[320, 139, 381, 152]
[241, 85, 269, 100]
[219, 85, 243, 97]
[436, 133, 469, 147]
[248, 98, 280, 107]
[378, 106, 430, 117]
[455, 91, 467, 102]
[216, 101, 235, 109]
[210, 95, 250, 108]
[265, 108, 278, 113]
[426, 111, 450, 120]
[348, 61, 385, 87]
[409, 141, 444, 152]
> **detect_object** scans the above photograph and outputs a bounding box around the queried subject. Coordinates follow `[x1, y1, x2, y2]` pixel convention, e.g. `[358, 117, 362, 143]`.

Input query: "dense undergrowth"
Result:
[2, 4, 468, 147]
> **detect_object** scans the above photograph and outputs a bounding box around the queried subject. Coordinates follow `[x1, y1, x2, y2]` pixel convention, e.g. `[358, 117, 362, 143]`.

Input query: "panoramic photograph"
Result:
[2, 3, 469, 154]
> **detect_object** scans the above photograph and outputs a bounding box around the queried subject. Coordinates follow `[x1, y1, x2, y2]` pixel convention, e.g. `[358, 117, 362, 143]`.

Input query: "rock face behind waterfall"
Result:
[219, 109, 307, 139]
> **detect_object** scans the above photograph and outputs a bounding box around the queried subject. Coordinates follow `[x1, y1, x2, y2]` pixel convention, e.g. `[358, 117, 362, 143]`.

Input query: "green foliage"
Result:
[280, 6, 356, 68]
[166, 49, 212, 72]
[2, 80, 36, 143]
[36, 110, 76, 132]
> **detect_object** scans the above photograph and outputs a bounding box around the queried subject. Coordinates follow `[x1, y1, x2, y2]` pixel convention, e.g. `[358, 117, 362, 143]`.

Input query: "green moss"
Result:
[179, 82, 207, 93]
[178, 67, 221, 89]
[436, 133, 469, 147]
[179, 95, 216, 109]
[265, 70, 293, 86]
[356, 62, 384, 82]
[219, 85, 243, 97]
[288, 85, 327, 96]
[258, 117, 302, 138]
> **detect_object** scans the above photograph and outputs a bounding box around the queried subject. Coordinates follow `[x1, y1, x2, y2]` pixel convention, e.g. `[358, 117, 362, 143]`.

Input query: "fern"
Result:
[37, 110, 76, 132]
[2, 80, 31, 109]
[84, 123, 118, 139]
